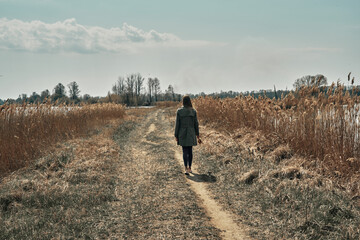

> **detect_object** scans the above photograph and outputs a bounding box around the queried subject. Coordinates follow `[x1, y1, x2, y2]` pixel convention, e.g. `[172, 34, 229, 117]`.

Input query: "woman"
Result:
[174, 95, 201, 175]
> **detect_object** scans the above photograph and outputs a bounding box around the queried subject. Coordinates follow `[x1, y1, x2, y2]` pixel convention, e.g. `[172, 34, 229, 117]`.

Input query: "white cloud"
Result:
[0, 18, 210, 53]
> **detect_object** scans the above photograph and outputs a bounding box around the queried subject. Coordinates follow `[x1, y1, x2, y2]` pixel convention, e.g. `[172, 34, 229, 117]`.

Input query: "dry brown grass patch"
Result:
[156, 101, 180, 108]
[238, 170, 259, 184]
[0, 103, 125, 177]
[270, 166, 312, 180]
[194, 84, 360, 183]
[271, 144, 293, 163]
[195, 123, 360, 239]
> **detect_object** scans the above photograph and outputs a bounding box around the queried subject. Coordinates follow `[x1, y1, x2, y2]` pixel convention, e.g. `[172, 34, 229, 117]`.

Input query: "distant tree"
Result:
[147, 78, 154, 103]
[6, 99, 16, 104]
[125, 75, 136, 105]
[274, 85, 278, 99]
[29, 92, 41, 103]
[82, 94, 91, 101]
[52, 83, 67, 102]
[107, 91, 112, 103]
[111, 74, 147, 105]
[40, 89, 50, 101]
[53, 83, 66, 96]
[293, 74, 327, 89]
[15, 95, 22, 104]
[82, 94, 99, 104]
[153, 78, 160, 102]
[15, 94, 28, 104]
[68, 81, 80, 101]
[134, 73, 144, 105]
[165, 85, 175, 101]
[110, 74, 169, 105]
[112, 77, 126, 96]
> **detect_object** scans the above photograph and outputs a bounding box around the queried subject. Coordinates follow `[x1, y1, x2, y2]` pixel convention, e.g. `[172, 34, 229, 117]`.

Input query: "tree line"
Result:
[0, 74, 182, 106]
[1, 73, 357, 105]
[109, 73, 181, 105]
[189, 74, 359, 100]
[0, 81, 100, 105]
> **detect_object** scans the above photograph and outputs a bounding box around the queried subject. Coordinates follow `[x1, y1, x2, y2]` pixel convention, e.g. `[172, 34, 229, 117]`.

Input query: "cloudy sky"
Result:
[0, 0, 359, 99]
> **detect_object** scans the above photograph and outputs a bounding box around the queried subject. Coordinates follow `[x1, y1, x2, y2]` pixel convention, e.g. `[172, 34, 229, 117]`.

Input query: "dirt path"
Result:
[147, 108, 249, 240]
[109, 109, 222, 239]
[0, 108, 250, 239]
[174, 151, 248, 240]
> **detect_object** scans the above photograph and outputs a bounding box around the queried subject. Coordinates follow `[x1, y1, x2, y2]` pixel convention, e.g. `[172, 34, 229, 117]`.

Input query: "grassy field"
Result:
[193, 84, 360, 195]
[161, 101, 360, 239]
[188, 84, 360, 239]
[0, 103, 125, 177]
[0, 108, 221, 239]
[1, 90, 360, 239]
[0, 119, 124, 239]
[194, 126, 360, 239]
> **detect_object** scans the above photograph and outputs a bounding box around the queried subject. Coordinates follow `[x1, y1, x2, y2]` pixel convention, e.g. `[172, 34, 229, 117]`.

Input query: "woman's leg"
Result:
[182, 146, 189, 168]
[188, 146, 193, 168]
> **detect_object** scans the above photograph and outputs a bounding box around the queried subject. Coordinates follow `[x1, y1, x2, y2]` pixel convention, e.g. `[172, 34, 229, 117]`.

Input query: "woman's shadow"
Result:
[186, 172, 216, 183]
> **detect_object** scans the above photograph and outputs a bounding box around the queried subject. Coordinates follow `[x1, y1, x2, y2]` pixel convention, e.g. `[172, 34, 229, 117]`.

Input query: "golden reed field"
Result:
[194, 83, 360, 184]
[0, 103, 125, 176]
[2, 84, 360, 188]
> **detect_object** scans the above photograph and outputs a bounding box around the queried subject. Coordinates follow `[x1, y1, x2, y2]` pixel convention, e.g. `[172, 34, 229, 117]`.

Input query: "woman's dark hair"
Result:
[182, 95, 192, 108]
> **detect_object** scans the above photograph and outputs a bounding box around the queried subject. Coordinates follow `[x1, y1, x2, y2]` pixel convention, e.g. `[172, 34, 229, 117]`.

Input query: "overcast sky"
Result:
[0, 0, 359, 99]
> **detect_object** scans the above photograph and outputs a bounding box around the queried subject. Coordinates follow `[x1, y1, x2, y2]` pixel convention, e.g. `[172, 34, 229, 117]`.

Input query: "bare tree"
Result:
[107, 91, 112, 103]
[147, 78, 154, 104]
[165, 84, 175, 101]
[83, 94, 91, 101]
[111, 74, 163, 105]
[112, 76, 125, 96]
[134, 73, 144, 105]
[293, 74, 327, 89]
[112, 76, 126, 103]
[125, 74, 136, 105]
[153, 77, 160, 102]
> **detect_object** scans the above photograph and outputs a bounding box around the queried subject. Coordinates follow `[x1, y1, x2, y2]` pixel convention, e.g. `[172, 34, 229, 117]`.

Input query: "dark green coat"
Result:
[174, 107, 199, 146]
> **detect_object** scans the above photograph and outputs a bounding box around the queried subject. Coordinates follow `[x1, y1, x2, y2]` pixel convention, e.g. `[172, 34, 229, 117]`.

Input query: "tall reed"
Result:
[0, 103, 125, 176]
[194, 83, 360, 179]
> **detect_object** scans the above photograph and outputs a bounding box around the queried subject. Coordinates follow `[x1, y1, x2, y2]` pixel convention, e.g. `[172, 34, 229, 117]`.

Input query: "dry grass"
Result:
[238, 170, 259, 184]
[0, 103, 125, 177]
[0, 120, 125, 239]
[0, 108, 220, 239]
[194, 84, 360, 184]
[155, 101, 180, 108]
[191, 85, 360, 238]
[194, 124, 360, 239]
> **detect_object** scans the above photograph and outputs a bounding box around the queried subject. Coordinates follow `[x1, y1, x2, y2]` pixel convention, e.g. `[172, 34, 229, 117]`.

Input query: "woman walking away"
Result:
[175, 95, 201, 175]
